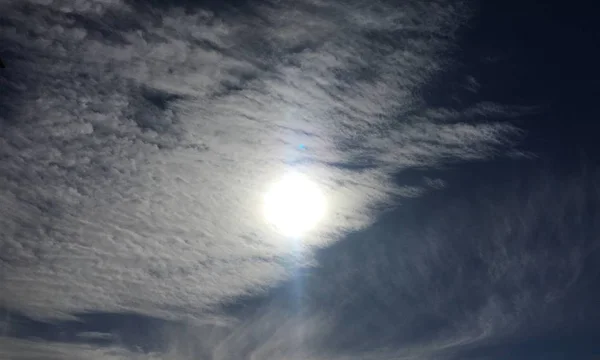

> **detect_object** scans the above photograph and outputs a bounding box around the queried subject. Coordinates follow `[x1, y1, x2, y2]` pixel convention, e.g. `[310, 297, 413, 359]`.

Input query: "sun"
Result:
[263, 171, 326, 237]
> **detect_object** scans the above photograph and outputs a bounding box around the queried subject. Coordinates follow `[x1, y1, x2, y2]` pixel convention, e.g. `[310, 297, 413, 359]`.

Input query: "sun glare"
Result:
[263, 172, 326, 237]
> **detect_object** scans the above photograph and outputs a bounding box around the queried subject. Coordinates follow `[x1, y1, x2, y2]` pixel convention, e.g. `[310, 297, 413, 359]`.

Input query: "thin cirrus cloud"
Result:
[0, 0, 539, 358]
[3, 169, 597, 360]
[0, 338, 132, 360]
[107, 169, 596, 360]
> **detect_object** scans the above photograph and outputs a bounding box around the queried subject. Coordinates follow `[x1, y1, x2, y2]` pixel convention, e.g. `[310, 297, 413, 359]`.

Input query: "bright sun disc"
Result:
[263, 172, 326, 237]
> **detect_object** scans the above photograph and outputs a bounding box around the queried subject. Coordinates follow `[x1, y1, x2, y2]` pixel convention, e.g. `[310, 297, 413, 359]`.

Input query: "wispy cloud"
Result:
[0, 336, 156, 360]
[106, 169, 597, 360]
[0, 0, 545, 358]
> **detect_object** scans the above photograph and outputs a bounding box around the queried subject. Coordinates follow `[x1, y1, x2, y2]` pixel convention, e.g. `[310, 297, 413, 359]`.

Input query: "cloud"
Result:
[0, 0, 536, 356]
[1, 147, 599, 356]
[131, 168, 598, 360]
[0, 336, 156, 360]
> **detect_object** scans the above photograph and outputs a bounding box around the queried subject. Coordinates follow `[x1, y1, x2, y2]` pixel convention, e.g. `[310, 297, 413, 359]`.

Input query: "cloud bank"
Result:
[0, 0, 562, 358]
[0, 0, 519, 319]
[4, 168, 598, 360]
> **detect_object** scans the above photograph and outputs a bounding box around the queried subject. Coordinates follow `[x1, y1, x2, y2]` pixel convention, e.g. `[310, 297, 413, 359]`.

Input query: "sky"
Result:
[0, 0, 599, 359]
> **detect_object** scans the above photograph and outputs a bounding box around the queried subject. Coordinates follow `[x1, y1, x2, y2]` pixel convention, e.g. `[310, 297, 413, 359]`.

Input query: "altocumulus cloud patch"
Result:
[0, 0, 531, 357]
[118, 169, 598, 360]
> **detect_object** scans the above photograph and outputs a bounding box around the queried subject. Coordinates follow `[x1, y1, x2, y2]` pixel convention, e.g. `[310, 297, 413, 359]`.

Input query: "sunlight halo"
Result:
[263, 171, 326, 237]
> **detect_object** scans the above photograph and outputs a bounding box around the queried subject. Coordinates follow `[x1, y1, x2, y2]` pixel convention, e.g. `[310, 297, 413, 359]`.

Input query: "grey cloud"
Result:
[0, 168, 590, 360]
[138, 169, 598, 360]
[1, 167, 597, 360]
[0, 0, 528, 342]
[0, 336, 153, 360]
[76, 332, 115, 340]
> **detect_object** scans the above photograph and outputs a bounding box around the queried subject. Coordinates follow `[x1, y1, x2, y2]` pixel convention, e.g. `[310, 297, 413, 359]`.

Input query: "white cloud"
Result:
[0, 337, 157, 360]
[144, 170, 598, 360]
[0, 0, 525, 336]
